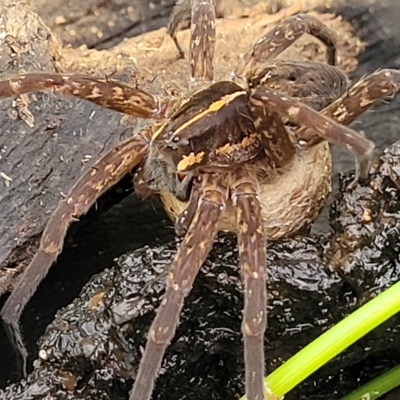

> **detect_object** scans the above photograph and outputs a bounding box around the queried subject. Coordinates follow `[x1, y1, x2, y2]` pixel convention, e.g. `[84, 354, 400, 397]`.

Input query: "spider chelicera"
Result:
[2, 0, 400, 399]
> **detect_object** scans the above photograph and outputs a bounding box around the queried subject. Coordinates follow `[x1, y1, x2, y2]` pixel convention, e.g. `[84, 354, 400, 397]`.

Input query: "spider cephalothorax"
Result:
[1, 1, 400, 400]
[143, 81, 263, 201]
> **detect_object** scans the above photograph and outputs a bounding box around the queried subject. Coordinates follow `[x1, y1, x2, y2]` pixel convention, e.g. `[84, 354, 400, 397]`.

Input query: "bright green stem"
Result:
[266, 280, 400, 396]
[240, 280, 400, 399]
[340, 363, 400, 400]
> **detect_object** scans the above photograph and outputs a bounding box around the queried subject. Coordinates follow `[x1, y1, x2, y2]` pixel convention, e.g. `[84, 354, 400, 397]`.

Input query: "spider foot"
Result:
[170, 34, 185, 59]
[2, 318, 28, 379]
[353, 145, 376, 184]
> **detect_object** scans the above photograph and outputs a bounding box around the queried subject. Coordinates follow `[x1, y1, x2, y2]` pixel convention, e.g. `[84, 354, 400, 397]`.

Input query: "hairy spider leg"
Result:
[0, 74, 167, 118]
[129, 173, 228, 400]
[167, 0, 191, 58]
[292, 68, 400, 186]
[1, 128, 152, 375]
[248, 61, 348, 169]
[303, 69, 400, 128]
[249, 61, 349, 111]
[172, 173, 268, 400]
[250, 88, 376, 182]
[167, 0, 216, 84]
[232, 172, 267, 400]
[234, 13, 338, 81]
[189, 0, 216, 84]
[293, 68, 400, 150]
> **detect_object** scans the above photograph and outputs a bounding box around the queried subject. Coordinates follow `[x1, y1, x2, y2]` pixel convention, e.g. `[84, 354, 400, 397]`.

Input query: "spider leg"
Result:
[0, 73, 167, 118]
[167, 0, 190, 58]
[167, 0, 216, 79]
[314, 69, 400, 125]
[189, 0, 216, 84]
[250, 105, 296, 169]
[129, 173, 228, 400]
[250, 88, 375, 182]
[232, 173, 266, 400]
[293, 69, 400, 148]
[235, 14, 338, 80]
[1, 127, 152, 374]
[249, 61, 349, 112]
[249, 61, 349, 170]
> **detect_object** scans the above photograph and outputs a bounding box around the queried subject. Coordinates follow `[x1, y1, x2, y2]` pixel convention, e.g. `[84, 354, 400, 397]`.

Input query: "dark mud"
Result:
[2, 141, 400, 399]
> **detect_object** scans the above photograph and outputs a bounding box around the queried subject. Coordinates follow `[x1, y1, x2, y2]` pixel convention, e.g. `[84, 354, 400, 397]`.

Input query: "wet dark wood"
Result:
[0, 0, 148, 295]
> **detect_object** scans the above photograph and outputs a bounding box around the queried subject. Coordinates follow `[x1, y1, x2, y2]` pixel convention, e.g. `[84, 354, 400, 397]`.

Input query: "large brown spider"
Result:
[1, 1, 400, 399]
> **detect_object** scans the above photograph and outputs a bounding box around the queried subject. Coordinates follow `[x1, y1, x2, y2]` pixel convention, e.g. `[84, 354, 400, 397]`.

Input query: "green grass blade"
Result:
[266, 280, 400, 396]
[240, 280, 400, 399]
[340, 363, 400, 400]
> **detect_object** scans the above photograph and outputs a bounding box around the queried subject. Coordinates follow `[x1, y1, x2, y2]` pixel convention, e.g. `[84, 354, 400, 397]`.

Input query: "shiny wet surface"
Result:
[2, 143, 400, 398]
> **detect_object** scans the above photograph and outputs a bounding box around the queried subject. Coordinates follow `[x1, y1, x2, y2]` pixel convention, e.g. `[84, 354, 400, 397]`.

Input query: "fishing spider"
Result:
[2, 0, 400, 399]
